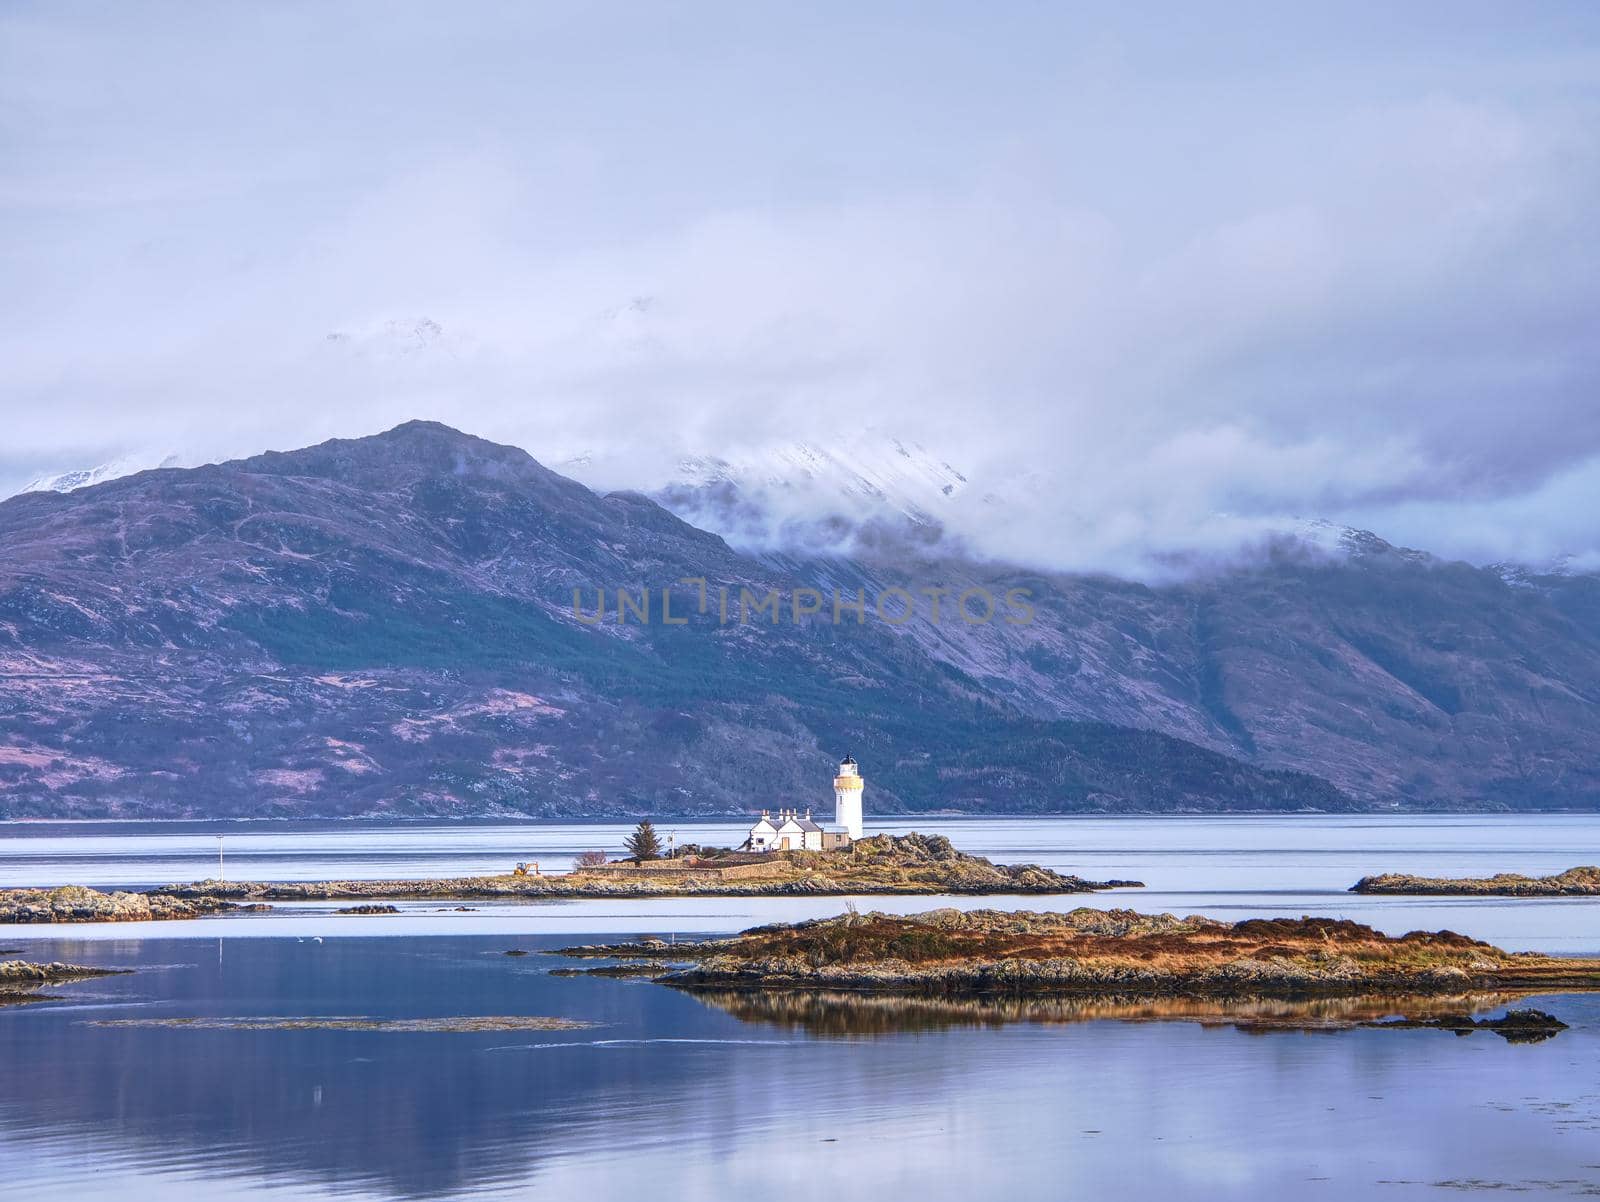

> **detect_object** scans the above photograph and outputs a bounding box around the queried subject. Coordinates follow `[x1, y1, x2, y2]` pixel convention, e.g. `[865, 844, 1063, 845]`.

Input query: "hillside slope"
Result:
[763, 538, 1600, 809]
[0, 423, 1345, 818]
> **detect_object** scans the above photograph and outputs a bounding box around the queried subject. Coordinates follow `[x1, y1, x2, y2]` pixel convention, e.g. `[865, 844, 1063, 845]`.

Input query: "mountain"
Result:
[0, 422, 1345, 818]
[8, 421, 1600, 818]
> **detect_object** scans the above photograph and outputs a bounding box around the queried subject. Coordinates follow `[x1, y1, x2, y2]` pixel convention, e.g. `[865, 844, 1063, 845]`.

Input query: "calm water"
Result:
[4, 816, 1600, 1200]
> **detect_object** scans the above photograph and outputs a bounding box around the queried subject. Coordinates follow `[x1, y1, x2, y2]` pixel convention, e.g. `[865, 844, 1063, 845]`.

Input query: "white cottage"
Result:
[776, 809, 825, 850]
[746, 812, 781, 851]
[744, 756, 864, 852]
[746, 808, 824, 851]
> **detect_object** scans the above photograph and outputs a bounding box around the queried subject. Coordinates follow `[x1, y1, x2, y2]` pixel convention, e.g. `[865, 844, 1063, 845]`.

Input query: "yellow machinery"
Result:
[513, 861, 539, 877]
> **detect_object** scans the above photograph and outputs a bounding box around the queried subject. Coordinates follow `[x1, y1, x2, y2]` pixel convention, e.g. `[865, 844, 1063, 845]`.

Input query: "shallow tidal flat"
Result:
[89, 1015, 595, 1033]
[557, 906, 1600, 1001]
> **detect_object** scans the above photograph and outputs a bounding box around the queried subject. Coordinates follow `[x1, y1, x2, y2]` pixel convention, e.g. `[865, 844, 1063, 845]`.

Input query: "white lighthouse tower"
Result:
[833, 754, 864, 840]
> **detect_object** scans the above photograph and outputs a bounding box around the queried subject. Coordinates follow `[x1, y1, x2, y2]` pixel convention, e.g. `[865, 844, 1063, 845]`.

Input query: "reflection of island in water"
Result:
[687, 988, 1571, 1042]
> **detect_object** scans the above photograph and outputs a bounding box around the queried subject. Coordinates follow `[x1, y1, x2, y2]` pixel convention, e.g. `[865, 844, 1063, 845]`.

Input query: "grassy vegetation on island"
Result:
[556, 907, 1600, 999]
[1351, 867, 1600, 896]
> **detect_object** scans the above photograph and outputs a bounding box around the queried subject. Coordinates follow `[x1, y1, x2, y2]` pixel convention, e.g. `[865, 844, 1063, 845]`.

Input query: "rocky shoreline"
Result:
[0, 885, 269, 924]
[2, 836, 1138, 922]
[556, 906, 1600, 1000]
[1351, 867, 1600, 896]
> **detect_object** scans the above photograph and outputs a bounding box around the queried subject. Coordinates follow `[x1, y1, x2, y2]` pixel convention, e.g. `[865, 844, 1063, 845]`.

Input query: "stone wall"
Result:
[578, 859, 789, 881]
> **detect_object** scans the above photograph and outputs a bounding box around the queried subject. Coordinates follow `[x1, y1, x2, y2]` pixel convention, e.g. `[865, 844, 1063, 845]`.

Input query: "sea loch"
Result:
[3, 816, 1600, 1201]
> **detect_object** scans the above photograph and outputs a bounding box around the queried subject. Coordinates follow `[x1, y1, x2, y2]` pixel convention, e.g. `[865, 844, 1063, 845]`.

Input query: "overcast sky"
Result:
[3, 2, 1598, 573]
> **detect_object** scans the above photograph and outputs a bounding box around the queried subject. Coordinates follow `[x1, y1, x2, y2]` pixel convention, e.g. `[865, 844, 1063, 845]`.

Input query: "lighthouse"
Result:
[743, 757, 863, 852]
[833, 754, 864, 840]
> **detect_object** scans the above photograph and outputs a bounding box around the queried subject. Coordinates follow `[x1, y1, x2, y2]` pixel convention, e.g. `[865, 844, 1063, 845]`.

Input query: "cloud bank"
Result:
[3, 2, 1598, 574]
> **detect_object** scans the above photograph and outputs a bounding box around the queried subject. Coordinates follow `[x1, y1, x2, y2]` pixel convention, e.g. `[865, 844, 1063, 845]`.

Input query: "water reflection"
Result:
[684, 986, 1564, 1039]
[1, 938, 744, 1200]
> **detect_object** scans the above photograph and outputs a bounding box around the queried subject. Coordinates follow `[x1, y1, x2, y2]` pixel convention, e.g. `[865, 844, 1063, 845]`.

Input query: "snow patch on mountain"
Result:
[22, 453, 189, 496]
[655, 432, 974, 555]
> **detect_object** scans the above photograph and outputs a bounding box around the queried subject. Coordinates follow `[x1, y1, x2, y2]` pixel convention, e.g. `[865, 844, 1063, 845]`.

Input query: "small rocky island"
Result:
[3, 838, 1139, 928]
[0, 835, 1138, 923]
[0, 959, 125, 1004]
[1351, 867, 1600, 896]
[556, 906, 1600, 999]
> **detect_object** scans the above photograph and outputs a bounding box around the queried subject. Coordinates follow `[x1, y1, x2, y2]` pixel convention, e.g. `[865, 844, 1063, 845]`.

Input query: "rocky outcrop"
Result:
[1359, 1007, 1568, 1042]
[0, 959, 126, 1002]
[830, 833, 1140, 892]
[0, 885, 257, 923]
[1351, 867, 1600, 896]
[558, 907, 1600, 999]
[0, 959, 121, 985]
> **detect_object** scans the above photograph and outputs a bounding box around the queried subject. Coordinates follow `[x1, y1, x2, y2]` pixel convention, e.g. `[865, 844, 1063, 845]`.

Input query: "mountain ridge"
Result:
[0, 422, 1351, 819]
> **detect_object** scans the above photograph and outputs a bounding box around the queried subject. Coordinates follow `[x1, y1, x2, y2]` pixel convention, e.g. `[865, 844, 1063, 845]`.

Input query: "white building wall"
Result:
[834, 762, 864, 840]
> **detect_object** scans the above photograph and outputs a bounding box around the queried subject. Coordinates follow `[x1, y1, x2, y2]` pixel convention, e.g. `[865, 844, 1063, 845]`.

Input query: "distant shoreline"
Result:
[5, 809, 1600, 827]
